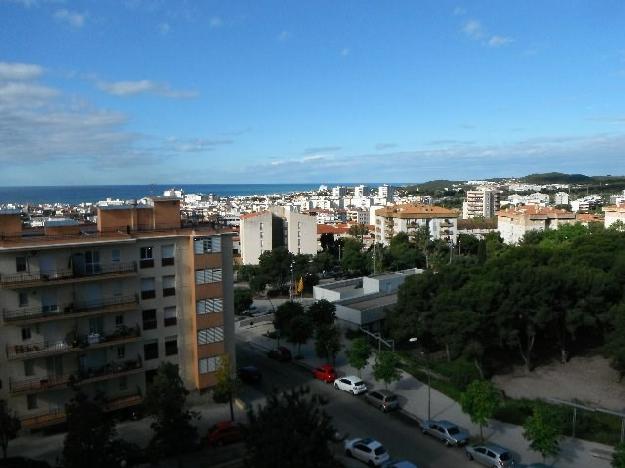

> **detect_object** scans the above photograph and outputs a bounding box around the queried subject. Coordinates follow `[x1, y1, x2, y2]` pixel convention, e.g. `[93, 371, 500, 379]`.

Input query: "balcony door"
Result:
[85, 250, 101, 275]
[46, 356, 64, 378]
[41, 289, 58, 314]
[39, 254, 56, 278]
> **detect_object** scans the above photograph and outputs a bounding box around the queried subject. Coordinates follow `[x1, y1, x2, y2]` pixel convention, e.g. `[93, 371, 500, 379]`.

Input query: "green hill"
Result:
[520, 172, 592, 184]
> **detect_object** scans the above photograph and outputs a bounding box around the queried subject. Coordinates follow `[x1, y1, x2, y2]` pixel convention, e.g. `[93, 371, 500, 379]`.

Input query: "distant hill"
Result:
[520, 172, 593, 184]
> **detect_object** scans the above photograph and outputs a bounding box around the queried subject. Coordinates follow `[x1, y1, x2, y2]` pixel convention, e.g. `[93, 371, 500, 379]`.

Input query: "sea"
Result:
[0, 183, 382, 205]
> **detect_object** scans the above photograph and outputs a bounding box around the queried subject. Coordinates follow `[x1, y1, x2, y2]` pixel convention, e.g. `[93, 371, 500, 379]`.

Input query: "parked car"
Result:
[334, 375, 367, 395]
[238, 365, 262, 384]
[206, 420, 243, 447]
[267, 346, 292, 361]
[365, 389, 399, 412]
[312, 364, 337, 383]
[420, 419, 470, 446]
[344, 437, 390, 466]
[381, 460, 419, 468]
[465, 443, 516, 467]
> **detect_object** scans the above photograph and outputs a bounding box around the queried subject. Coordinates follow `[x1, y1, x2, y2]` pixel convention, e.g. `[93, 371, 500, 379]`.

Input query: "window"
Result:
[111, 249, 120, 263]
[142, 309, 157, 330]
[141, 278, 155, 300]
[24, 360, 35, 377]
[162, 275, 176, 296]
[196, 298, 223, 315]
[144, 341, 159, 360]
[161, 244, 175, 266]
[197, 326, 224, 345]
[115, 315, 124, 327]
[19, 292, 28, 307]
[26, 394, 37, 410]
[21, 327, 31, 341]
[164, 306, 177, 327]
[16, 256, 26, 272]
[194, 236, 221, 254]
[117, 345, 125, 359]
[140, 246, 154, 268]
[195, 268, 222, 285]
[198, 356, 221, 374]
[119, 376, 128, 391]
[165, 336, 178, 356]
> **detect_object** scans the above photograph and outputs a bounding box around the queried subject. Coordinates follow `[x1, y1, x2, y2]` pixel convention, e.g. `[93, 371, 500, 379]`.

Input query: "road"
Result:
[236, 341, 470, 468]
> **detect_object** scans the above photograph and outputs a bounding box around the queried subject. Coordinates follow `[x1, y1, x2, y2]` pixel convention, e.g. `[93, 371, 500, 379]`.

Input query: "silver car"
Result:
[420, 419, 469, 446]
[465, 443, 515, 467]
[365, 389, 399, 412]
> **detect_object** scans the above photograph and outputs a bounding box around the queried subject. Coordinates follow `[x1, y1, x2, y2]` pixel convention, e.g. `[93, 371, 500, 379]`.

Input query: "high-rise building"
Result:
[354, 185, 371, 198]
[332, 186, 347, 198]
[462, 189, 500, 219]
[377, 185, 395, 200]
[240, 206, 316, 264]
[374, 204, 459, 245]
[0, 198, 234, 431]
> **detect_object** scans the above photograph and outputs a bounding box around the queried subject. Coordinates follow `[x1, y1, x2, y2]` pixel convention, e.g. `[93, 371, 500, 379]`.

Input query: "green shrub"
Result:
[433, 359, 481, 390]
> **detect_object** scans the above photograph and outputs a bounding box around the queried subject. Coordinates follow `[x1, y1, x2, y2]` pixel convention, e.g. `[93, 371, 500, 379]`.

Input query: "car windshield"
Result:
[447, 427, 459, 435]
[499, 452, 511, 461]
[355, 381, 364, 386]
[374, 446, 387, 455]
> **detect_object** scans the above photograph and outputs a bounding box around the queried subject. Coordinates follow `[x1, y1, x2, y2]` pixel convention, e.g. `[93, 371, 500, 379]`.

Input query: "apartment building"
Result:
[240, 206, 316, 264]
[377, 185, 395, 201]
[0, 198, 234, 431]
[554, 192, 570, 206]
[497, 205, 577, 244]
[374, 204, 459, 246]
[354, 185, 371, 198]
[462, 189, 500, 219]
[603, 204, 625, 229]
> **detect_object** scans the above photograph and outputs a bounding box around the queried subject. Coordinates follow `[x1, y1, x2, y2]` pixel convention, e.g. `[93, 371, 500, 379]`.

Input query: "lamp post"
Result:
[289, 260, 295, 301]
[409, 337, 431, 421]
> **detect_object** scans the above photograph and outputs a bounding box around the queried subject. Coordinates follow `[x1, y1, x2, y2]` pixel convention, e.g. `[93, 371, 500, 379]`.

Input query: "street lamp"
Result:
[289, 260, 295, 301]
[409, 337, 431, 421]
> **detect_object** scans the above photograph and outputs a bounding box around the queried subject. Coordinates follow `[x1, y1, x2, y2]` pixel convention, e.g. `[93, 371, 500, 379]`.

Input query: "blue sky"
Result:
[1, 0, 625, 185]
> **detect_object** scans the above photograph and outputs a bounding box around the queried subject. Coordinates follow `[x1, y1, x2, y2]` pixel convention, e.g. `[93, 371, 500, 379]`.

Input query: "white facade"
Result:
[554, 192, 570, 206]
[332, 186, 347, 197]
[374, 204, 459, 246]
[240, 211, 273, 264]
[497, 206, 577, 244]
[462, 190, 500, 219]
[378, 185, 395, 200]
[603, 204, 625, 229]
[354, 185, 371, 198]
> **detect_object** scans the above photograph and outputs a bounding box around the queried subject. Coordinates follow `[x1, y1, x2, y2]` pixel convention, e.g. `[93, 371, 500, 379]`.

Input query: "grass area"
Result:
[399, 354, 623, 447]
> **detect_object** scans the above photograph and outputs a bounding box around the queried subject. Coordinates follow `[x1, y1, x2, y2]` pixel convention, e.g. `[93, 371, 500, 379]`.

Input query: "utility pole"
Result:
[289, 261, 294, 301]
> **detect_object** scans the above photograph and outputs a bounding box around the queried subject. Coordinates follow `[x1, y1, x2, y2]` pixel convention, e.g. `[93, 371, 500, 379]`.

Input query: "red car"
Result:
[313, 364, 337, 383]
[206, 421, 243, 447]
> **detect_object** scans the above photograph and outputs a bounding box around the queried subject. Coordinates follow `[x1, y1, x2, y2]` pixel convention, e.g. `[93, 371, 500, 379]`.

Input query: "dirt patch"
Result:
[493, 355, 625, 412]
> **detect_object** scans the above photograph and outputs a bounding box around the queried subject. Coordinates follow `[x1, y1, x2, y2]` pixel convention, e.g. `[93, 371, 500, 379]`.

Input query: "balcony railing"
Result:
[9, 356, 143, 394]
[2, 294, 139, 324]
[0, 261, 137, 287]
[6, 324, 141, 359]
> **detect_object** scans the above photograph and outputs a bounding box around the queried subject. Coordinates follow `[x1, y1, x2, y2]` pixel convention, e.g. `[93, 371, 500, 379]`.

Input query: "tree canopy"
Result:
[372, 351, 402, 389]
[346, 337, 371, 377]
[523, 404, 563, 463]
[0, 400, 20, 460]
[461, 380, 501, 441]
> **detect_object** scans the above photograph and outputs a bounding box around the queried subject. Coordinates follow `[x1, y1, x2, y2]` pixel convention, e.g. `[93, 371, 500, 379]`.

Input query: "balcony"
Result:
[6, 324, 142, 360]
[2, 294, 139, 325]
[0, 261, 137, 289]
[20, 392, 143, 429]
[439, 221, 454, 228]
[9, 357, 144, 395]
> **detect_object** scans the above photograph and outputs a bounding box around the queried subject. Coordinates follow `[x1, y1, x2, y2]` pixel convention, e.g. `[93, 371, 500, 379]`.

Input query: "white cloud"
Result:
[488, 35, 513, 47]
[209, 16, 222, 29]
[340, 47, 350, 57]
[453, 6, 466, 16]
[277, 30, 290, 41]
[163, 137, 233, 153]
[54, 9, 86, 28]
[462, 19, 483, 39]
[158, 22, 171, 35]
[0, 62, 44, 81]
[97, 79, 198, 99]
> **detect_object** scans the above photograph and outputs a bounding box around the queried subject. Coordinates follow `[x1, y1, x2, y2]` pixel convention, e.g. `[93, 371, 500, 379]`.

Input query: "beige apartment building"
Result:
[497, 205, 577, 244]
[0, 197, 234, 431]
[603, 204, 625, 229]
[462, 189, 500, 219]
[374, 204, 459, 246]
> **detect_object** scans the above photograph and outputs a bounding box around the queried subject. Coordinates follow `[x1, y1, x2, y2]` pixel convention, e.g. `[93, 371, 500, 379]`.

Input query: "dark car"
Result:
[365, 389, 399, 412]
[206, 420, 243, 447]
[0, 458, 51, 468]
[238, 365, 262, 383]
[267, 346, 292, 362]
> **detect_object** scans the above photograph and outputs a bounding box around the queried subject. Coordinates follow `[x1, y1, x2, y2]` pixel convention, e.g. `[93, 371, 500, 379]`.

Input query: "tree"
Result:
[287, 314, 314, 356]
[214, 354, 239, 421]
[144, 362, 198, 457]
[273, 301, 305, 344]
[62, 391, 116, 468]
[258, 247, 294, 291]
[372, 351, 402, 389]
[315, 324, 341, 365]
[341, 238, 370, 276]
[0, 400, 20, 459]
[308, 299, 336, 328]
[346, 337, 371, 377]
[244, 387, 341, 468]
[234, 288, 254, 314]
[348, 223, 368, 242]
[461, 380, 501, 441]
[523, 405, 563, 463]
[613, 442, 625, 468]
[388, 232, 422, 270]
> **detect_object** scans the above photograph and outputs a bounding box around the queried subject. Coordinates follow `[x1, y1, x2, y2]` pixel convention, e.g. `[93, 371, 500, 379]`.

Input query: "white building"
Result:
[507, 192, 550, 207]
[603, 204, 625, 229]
[554, 192, 570, 206]
[354, 185, 371, 198]
[347, 209, 369, 225]
[378, 185, 395, 201]
[462, 189, 500, 219]
[570, 195, 603, 213]
[374, 204, 459, 245]
[497, 206, 577, 244]
[240, 207, 317, 264]
[332, 186, 347, 197]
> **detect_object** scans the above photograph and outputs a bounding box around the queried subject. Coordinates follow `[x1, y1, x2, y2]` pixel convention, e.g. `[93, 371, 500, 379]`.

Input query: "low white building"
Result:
[570, 195, 603, 213]
[497, 206, 577, 244]
[374, 204, 459, 245]
[603, 204, 625, 229]
[554, 192, 570, 206]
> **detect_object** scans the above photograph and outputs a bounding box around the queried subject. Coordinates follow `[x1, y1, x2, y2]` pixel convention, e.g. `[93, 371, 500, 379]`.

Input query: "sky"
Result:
[1, 0, 625, 185]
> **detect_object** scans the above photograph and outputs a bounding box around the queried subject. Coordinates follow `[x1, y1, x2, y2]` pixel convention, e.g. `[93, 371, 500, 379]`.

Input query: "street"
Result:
[236, 341, 470, 468]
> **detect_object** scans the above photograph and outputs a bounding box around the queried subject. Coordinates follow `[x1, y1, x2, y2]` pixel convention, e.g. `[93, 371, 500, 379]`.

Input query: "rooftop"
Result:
[338, 292, 398, 311]
[497, 205, 576, 219]
[375, 204, 459, 219]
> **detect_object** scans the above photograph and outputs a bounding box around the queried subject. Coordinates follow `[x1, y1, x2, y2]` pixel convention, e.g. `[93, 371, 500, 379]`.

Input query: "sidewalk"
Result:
[237, 322, 615, 468]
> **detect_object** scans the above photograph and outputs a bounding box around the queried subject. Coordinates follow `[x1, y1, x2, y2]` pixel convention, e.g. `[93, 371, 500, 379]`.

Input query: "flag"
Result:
[296, 277, 304, 294]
